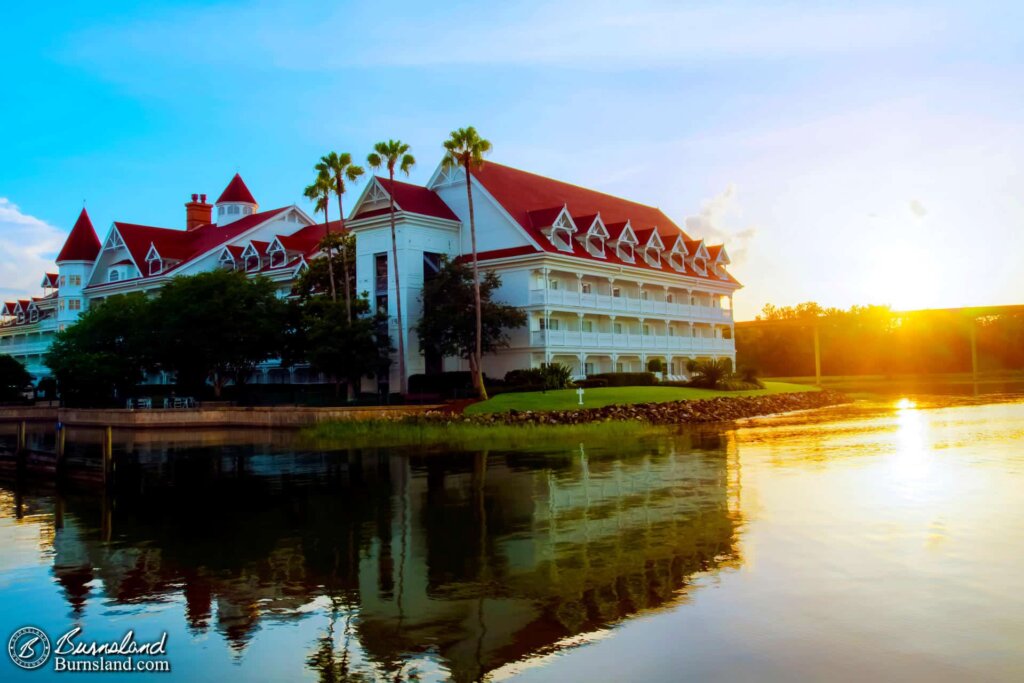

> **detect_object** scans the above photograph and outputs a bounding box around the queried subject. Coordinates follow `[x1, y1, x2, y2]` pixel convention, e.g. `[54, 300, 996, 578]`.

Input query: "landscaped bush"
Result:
[589, 372, 659, 387]
[573, 378, 609, 388]
[503, 363, 573, 392]
[684, 360, 764, 391]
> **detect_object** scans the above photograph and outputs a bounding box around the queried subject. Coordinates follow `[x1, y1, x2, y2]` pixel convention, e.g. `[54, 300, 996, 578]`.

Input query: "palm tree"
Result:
[442, 127, 492, 399]
[316, 152, 364, 322]
[303, 171, 337, 301]
[367, 140, 415, 395]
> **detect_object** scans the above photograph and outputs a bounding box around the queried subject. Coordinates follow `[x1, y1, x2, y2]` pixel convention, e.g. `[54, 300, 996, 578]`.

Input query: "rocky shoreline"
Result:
[431, 390, 850, 426]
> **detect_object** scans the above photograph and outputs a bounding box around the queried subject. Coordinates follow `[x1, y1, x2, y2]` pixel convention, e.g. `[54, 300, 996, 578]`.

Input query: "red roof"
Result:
[104, 207, 288, 283]
[216, 173, 258, 205]
[470, 162, 739, 285]
[277, 221, 336, 256]
[56, 208, 101, 263]
[358, 178, 459, 221]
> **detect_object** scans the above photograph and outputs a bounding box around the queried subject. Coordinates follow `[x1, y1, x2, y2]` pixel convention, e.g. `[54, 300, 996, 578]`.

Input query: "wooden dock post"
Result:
[102, 426, 114, 488]
[56, 422, 66, 476]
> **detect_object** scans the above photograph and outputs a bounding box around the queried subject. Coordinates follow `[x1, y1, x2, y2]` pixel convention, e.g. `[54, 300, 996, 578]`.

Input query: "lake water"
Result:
[1, 396, 1023, 681]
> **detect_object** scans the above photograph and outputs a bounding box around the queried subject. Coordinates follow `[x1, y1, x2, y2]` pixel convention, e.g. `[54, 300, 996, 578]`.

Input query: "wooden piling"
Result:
[970, 320, 979, 382]
[102, 426, 114, 488]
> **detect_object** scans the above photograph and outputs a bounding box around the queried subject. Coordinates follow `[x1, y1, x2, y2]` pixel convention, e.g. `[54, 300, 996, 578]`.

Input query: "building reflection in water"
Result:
[0, 428, 743, 682]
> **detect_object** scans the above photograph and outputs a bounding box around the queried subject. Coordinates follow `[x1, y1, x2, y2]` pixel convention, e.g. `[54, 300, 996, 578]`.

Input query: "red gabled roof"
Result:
[359, 178, 459, 221]
[216, 173, 257, 205]
[468, 162, 740, 285]
[56, 208, 101, 263]
[105, 207, 289, 282]
[277, 221, 335, 255]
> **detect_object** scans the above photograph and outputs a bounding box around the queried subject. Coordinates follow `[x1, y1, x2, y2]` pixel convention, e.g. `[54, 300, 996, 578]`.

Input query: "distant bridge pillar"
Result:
[813, 324, 822, 386]
[970, 319, 979, 381]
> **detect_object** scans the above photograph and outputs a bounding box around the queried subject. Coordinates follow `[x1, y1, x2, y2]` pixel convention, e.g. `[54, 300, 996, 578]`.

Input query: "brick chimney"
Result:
[185, 193, 212, 231]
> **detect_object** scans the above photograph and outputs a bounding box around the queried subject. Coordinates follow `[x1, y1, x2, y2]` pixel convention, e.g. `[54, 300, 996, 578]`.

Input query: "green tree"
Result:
[441, 126, 492, 399]
[0, 355, 32, 402]
[291, 233, 357, 302]
[367, 140, 415, 394]
[150, 270, 288, 397]
[300, 296, 391, 398]
[45, 293, 153, 406]
[316, 152, 364, 321]
[304, 171, 337, 302]
[415, 258, 526, 380]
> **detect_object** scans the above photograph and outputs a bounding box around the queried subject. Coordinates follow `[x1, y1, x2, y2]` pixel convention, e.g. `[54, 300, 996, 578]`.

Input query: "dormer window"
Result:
[242, 243, 263, 272]
[641, 232, 665, 267]
[268, 242, 286, 268]
[29, 308, 38, 323]
[667, 239, 688, 272]
[609, 222, 638, 263]
[694, 257, 707, 275]
[148, 257, 163, 275]
[572, 216, 609, 258]
[548, 212, 575, 252]
[218, 249, 236, 270]
[108, 269, 121, 283]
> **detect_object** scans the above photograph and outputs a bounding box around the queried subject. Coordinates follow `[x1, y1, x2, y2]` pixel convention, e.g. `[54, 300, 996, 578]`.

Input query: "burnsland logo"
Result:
[7, 626, 171, 674]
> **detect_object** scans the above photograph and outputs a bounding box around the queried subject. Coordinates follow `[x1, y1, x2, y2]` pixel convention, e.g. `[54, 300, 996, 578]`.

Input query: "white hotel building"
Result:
[1, 161, 738, 387]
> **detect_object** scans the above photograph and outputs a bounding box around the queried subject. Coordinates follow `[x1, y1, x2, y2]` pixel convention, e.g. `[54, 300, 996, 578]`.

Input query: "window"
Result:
[218, 251, 235, 270]
[581, 282, 592, 294]
[70, 275, 81, 286]
[286, 213, 298, 223]
[229, 205, 240, 215]
[643, 324, 651, 335]
[612, 287, 621, 298]
[423, 252, 442, 281]
[666, 293, 674, 304]
[109, 269, 121, 283]
[246, 254, 260, 272]
[616, 362, 624, 373]
[375, 253, 388, 318]
[641, 290, 648, 300]
[584, 362, 595, 375]
[269, 246, 285, 268]
[59, 299, 65, 312]
[69, 299, 81, 311]
[692, 327, 698, 337]
[539, 318, 560, 331]
[29, 309, 38, 323]
[218, 206, 225, 217]
[548, 279, 560, 290]
[59, 275, 66, 287]
[668, 326, 675, 337]
[613, 322, 623, 334]
[375, 253, 388, 293]
[582, 320, 594, 333]
[148, 258, 163, 276]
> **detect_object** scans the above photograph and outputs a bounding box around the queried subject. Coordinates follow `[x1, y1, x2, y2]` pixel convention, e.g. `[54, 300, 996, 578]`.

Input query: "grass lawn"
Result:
[464, 381, 817, 415]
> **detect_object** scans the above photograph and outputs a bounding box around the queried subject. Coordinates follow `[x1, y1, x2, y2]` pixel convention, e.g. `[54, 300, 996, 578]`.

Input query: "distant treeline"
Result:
[736, 302, 1024, 376]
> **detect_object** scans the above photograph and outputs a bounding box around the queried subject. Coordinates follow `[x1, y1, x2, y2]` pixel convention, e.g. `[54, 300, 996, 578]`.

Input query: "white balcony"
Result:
[528, 289, 732, 322]
[529, 329, 734, 354]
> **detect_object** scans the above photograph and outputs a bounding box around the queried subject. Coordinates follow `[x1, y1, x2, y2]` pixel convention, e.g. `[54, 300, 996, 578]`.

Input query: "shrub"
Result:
[738, 366, 765, 388]
[573, 378, 608, 389]
[504, 363, 573, 392]
[589, 372, 658, 387]
[646, 358, 664, 373]
[686, 359, 732, 389]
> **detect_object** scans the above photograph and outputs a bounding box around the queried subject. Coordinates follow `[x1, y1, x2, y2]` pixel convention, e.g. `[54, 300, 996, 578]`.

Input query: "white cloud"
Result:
[683, 184, 756, 265]
[0, 199, 65, 299]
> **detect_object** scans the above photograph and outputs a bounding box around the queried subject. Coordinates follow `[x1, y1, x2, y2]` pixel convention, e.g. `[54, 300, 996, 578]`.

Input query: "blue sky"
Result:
[2, 0, 1022, 318]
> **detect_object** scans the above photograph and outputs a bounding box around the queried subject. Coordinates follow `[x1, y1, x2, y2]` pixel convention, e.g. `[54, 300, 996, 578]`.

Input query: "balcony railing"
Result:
[529, 330, 734, 353]
[528, 289, 732, 321]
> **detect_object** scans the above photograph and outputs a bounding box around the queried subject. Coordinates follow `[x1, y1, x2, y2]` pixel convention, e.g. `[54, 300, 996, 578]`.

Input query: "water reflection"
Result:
[0, 431, 742, 682]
